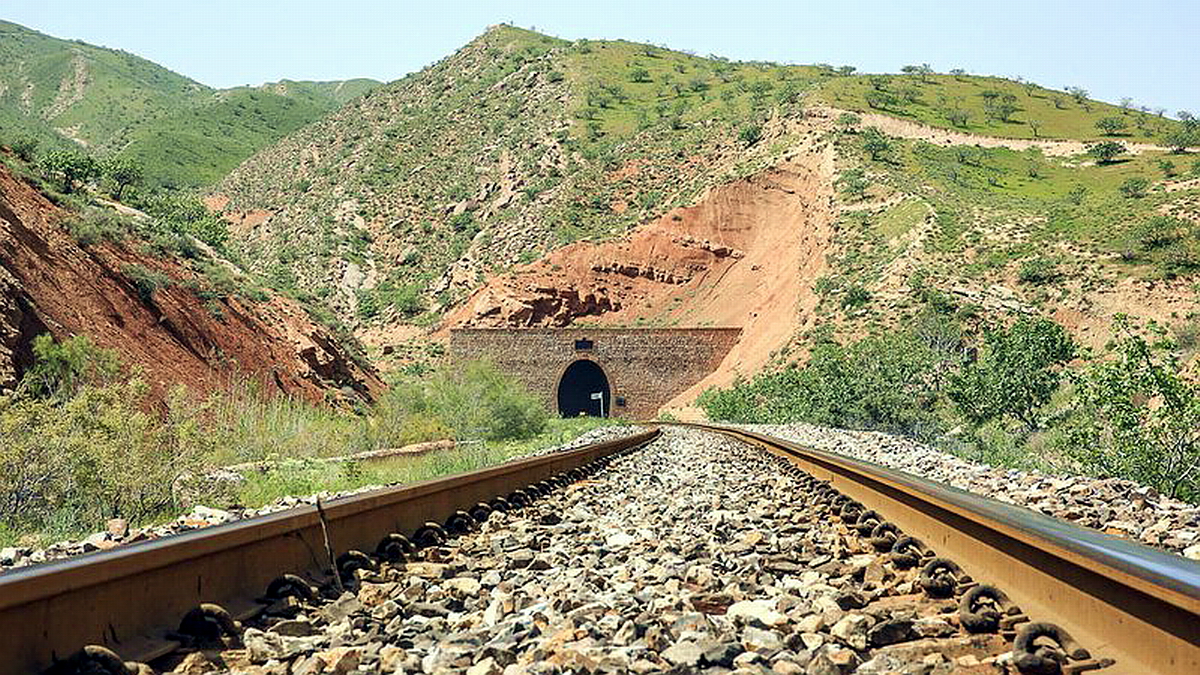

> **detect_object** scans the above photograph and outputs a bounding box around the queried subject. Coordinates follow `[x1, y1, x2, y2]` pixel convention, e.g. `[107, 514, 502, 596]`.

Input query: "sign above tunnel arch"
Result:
[449, 328, 741, 419]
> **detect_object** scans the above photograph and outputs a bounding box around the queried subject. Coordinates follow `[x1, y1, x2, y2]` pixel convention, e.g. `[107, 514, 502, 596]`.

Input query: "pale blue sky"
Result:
[4, 1, 1197, 113]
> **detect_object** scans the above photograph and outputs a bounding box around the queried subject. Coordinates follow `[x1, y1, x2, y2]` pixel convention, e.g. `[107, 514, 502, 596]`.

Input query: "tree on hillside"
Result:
[947, 316, 1076, 431]
[946, 108, 971, 128]
[38, 150, 99, 194]
[1027, 118, 1042, 138]
[1095, 116, 1128, 136]
[1066, 86, 1089, 104]
[836, 167, 870, 201]
[949, 68, 967, 81]
[861, 128, 893, 161]
[901, 63, 933, 83]
[1163, 128, 1197, 153]
[835, 113, 861, 133]
[1087, 141, 1125, 164]
[869, 75, 889, 91]
[629, 67, 651, 83]
[1119, 97, 1134, 112]
[102, 157, 142, 200]
[837, 65, 857, 77]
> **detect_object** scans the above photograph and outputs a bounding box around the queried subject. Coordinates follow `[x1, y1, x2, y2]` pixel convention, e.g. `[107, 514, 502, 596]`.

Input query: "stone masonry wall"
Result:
[449, 328, 742, 419]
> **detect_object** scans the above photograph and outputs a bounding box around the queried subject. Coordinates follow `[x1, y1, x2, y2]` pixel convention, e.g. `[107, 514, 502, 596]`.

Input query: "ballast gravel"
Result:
[161, 426, 1015, 674]
[740, 423, 1200, 559]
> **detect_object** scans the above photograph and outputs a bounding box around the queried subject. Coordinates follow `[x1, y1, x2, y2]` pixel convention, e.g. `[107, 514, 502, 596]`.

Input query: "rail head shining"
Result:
[690, 423, 1200, 675]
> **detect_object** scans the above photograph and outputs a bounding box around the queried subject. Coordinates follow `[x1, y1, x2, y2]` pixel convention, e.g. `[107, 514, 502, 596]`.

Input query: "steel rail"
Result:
[0, 428, 660, 674]
[682, 422, 1200, 675]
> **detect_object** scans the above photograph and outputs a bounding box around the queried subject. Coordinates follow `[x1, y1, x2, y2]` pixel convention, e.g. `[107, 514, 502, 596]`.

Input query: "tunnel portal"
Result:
[557, 359, 611, 418]
[449, 328, 742, 419]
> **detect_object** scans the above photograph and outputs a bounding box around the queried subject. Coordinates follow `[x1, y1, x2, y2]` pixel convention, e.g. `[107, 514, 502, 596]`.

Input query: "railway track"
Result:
[0, 424, 1197, 673]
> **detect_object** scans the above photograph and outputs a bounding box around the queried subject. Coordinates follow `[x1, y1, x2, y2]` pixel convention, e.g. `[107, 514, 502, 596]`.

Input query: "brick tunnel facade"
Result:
[449, 328, 742, 419]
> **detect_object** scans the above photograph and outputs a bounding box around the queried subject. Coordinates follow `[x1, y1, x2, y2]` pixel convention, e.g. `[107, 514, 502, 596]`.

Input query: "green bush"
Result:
[1017, 257, 1059, 284]
[18, 334, 121, 400]
[0, 379, 212, 535]
[700, 330, 942, 435]
[1118, 176, 1150, 198]
[946, 317, 1076, 430]
[65, 208, 133, 247]
[1064, 320, 1200, 500]
[387, 360, 548, 441]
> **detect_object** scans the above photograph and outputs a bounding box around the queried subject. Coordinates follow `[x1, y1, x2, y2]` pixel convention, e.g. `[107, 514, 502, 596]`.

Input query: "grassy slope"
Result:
[813, 72, 1181, 141]
[219, 25, 1192, 343]
[0, 20, 379, 187]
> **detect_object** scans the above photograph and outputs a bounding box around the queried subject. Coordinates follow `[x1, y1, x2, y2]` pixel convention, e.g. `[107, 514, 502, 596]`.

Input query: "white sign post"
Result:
[590, 391, 604, 418]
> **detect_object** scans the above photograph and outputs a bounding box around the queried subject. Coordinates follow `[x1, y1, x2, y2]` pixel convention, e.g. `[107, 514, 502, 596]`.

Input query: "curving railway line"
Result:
[1, 425, 1197, 674]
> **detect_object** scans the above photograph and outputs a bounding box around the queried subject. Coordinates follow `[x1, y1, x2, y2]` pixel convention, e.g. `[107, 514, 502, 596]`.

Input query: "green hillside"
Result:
[0, 20, 379, 187]
[814, 71, 1179, 141]
[217, 24, 1195, 333]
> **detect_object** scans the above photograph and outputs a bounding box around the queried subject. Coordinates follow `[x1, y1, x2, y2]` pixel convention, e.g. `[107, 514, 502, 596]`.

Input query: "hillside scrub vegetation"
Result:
[700, 313, 1200, 502]
[0, 336, 557, 546]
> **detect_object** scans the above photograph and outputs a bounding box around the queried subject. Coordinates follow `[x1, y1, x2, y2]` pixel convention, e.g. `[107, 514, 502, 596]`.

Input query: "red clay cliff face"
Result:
[0, 164, 382, 401]
[445, 132, 837, 414]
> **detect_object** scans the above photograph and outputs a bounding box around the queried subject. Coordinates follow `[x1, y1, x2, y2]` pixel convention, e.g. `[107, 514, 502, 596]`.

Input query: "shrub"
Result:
[122, 264, 170, 303]
[1086, 141, 1124, 164]
[1018, 257, 1060, 284]
[1131, 215, 1185, 251]
[836, 168, 870, 201]
[18, 334, 121, 400]
[1118, 176, 1150, 198]
[65, 208, 133, 247]
[738, 124, 763, 147]
[37, 149, 99, 193]
[1065, 320, 1200, 500]
[385, 360, 547, 442]
[699, 330, 942, 435]
[0, 379, 211, 533]
[947, 317, 1076, 431]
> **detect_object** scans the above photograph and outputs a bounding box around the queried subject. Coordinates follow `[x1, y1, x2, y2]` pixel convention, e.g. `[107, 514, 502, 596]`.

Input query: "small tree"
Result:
[946, 316, 1076, 431]
[836, 167, 870, 201]
[946, 108, 970, 128]
[1066, 319, 1200, 500]
[1095, 116, 1128, 136]
[1028, 118, 1042, 138]
[101, 156, 142, 200]
[1086, 140, 1124, 164]
[861, 128, 892, 161]
[949, 68, 966, 81]
[835, 113, 861, 132]
[1157, 159, 1177, 177]
[738, 124, 763, 147]
[629, 67, 651, 83]
[1162, 127, 1197, 154]
[1066, 86, 1088, 103]
[38, 149, 99, 194]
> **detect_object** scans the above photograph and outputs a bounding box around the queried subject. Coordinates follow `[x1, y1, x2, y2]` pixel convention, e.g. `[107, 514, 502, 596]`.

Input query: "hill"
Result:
[0, 153, 381, 401]
[215, 25, 1195, 376]
[0, 20, 380, 187]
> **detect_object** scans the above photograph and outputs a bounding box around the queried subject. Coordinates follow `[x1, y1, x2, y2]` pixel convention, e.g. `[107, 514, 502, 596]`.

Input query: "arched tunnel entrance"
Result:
[557, 359, 611, 418]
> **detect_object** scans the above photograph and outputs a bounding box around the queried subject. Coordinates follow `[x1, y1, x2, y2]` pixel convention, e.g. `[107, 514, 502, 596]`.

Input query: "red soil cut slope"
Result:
[0, 164, 382, 401]
[444, 133, 836, 416]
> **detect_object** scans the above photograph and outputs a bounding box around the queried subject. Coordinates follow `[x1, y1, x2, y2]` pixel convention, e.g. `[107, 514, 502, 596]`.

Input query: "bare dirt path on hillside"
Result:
[814, 106, 1181, 157]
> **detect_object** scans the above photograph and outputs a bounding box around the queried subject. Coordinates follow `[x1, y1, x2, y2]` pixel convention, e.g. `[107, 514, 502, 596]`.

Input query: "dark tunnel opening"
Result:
[557, 359, 611, 418]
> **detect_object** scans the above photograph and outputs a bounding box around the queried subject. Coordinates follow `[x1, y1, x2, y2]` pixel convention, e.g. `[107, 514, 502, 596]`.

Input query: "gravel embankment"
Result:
[0, 425, 646, 573]
[159, 427, 1018, 674]
[740, 423, 1200, 559]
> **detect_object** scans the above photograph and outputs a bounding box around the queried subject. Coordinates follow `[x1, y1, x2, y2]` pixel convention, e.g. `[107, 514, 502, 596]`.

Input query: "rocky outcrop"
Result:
[0, 163, 382, 401]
